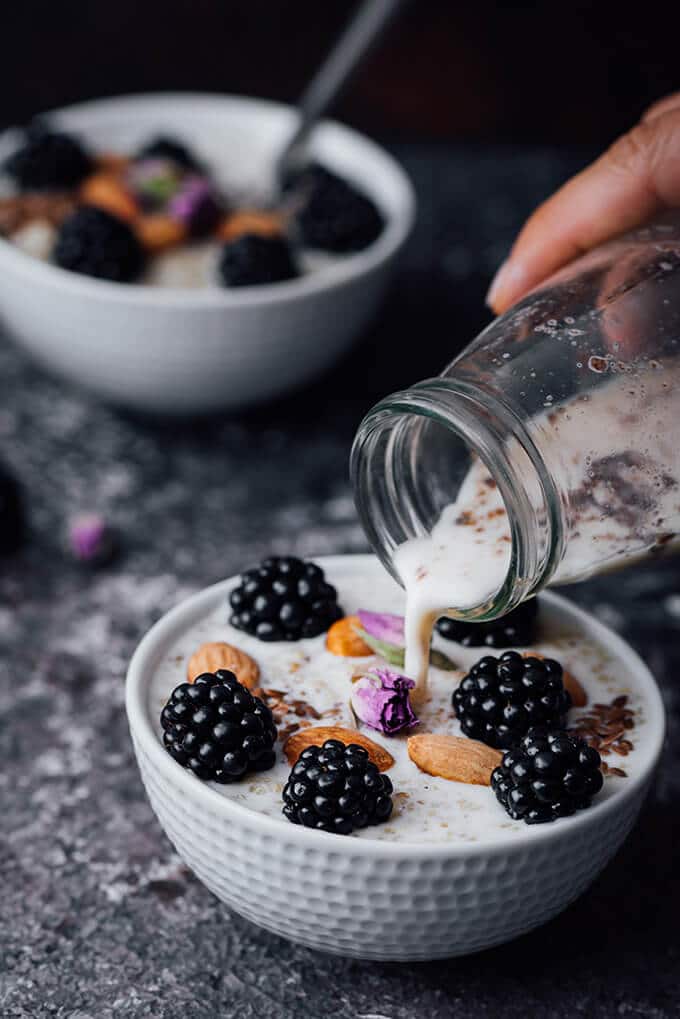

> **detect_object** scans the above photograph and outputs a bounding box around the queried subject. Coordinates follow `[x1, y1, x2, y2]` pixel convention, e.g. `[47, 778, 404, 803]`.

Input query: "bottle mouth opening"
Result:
[350, 379, 559, 621]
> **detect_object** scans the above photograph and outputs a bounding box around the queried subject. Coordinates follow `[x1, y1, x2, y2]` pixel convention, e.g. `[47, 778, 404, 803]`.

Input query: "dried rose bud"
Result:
[350, 667, 419, 736]
[68, 513, 115, 566]
[357, 609, 404, 645]
[168, 175, 221, 236]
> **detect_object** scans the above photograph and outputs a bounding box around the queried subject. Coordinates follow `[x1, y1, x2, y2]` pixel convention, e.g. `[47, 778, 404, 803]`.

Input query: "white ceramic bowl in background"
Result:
[125, 555, 665, 960]
[0, 94, 415, 414]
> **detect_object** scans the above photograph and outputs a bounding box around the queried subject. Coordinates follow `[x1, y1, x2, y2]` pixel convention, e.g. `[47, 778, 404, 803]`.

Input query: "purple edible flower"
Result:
[68, 513, 115, 566]
[168, 175, 221, 236]
[357, 609, 404, 645]
[350, 667, 418, 736]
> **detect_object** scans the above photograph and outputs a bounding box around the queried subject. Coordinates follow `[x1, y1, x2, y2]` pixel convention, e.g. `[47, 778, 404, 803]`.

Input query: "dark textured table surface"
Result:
[1, 144, 679, 1019]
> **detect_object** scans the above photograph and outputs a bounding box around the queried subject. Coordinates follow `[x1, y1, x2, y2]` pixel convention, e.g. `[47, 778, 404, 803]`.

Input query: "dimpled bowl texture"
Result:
[0, 94, 414, 415]
[125, 556, 664, 960]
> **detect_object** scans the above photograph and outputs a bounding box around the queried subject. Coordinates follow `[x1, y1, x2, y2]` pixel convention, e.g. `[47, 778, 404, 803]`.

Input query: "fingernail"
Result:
[486, 259, 526, 312]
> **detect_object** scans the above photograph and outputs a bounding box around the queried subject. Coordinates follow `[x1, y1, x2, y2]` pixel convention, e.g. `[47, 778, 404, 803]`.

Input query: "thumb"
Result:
[487, 107, 680, 314]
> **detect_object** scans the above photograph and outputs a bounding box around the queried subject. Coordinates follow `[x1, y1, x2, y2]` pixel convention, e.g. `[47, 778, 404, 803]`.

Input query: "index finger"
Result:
[487, 111, 680, 314]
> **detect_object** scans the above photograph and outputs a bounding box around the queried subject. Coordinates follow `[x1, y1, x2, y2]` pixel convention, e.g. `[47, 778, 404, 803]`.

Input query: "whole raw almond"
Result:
[326, 615, 373, 657]
[136, 214, 187, 253]
[0, 193, 76, 234]
[187, 641, 260, 690]
[218, 209, 285, 242]
[521, 651, 587, 707]
[283, 725, 394, 771]
[407, 734, 502, 785]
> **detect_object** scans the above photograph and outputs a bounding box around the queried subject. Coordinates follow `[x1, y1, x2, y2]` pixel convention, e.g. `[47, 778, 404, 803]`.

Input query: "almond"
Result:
[218, 209, 285, 242]
[407, 734, 502, 785]
[136, 214, 187, 253]
[187, 641, 260, 690]
[326, 615, 373, 657]
[283, 725, 394, 771]
[0, 193, 75, 235]
[522, 651, 587, 707]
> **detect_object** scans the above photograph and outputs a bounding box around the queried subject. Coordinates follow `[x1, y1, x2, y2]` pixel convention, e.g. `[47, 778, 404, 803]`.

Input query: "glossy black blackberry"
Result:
[436, 598, 539, 648]
[160, 670, 277, 782]
[453, 651, 572, 749]
[54, 206, 144, 282]
[491, 727, 603, 824]
[218, 233, 298, 287]
[4, 123, 92, 191]
[230, 556, 343, 641]
[289, 164, 384, 253]
[136, 135, 200, 170]
[0, 462, 24, 554]
[283, 739, 394, 835]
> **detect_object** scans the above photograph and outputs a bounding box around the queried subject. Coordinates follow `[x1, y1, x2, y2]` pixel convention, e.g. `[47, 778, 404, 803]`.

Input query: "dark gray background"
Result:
[3, 0, 680, 145]
[1, 145, 678, 1018]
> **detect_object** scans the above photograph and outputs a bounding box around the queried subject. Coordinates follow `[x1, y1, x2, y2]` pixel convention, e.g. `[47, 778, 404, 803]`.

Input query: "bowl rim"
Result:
[125, 553, 665, 857]
[0, 91, 416, 307]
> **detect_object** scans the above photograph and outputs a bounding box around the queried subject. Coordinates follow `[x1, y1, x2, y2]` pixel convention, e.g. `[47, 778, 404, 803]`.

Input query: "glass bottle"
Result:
[351, 215, 680, 621]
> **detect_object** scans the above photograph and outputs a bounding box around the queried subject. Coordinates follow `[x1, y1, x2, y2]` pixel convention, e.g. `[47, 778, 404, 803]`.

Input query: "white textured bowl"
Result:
[0, 94, 414, 414]
[126, 555, 664, 960]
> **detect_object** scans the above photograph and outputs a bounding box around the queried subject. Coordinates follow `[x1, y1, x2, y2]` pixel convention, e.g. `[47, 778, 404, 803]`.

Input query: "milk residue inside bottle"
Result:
[395, 369, 680, 702]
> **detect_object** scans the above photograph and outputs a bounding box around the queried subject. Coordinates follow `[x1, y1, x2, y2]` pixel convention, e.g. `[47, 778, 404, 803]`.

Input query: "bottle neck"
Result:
[350, 378, 563, 620]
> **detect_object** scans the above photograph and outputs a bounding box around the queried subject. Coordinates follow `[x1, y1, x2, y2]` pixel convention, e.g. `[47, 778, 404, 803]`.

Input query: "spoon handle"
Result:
[279, 0, 405, 178]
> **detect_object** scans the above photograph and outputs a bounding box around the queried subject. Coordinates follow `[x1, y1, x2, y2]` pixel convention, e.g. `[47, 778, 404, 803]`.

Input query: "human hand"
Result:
[486, 93, 680, 315]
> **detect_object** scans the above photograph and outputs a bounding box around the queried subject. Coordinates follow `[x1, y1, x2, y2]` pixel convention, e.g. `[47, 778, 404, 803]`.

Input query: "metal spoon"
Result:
[275, 0, 406, 189]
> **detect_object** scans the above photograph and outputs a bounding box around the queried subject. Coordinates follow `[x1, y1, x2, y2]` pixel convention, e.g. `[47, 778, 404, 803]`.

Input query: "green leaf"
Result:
[354, 628, 457, 671]
[139, 176, 180, 202]
[354, 627, 404, 666]
[429, 648, 458, 671]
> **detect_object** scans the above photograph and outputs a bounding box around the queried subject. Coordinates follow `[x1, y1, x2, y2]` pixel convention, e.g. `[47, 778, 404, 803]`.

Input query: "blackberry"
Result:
[491, 727, 603, 824]
[282, 739, 393, 835]
[54, 206, 144, 282]
[436, 598, 538, 648]
[453, 651, 572, 749]
[229, 556, 343, 642]
[160, 670, 277, 782]
[218, 233, 298, 287]
[4, 123, 92, 191]
[289, 164, 384, 253]
[136, 135, 200, 170]
[0, 462, 24, 554]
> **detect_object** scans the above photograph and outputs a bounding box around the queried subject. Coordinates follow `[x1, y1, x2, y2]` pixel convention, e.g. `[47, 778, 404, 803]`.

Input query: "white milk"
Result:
[396, 461, 511, 699]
